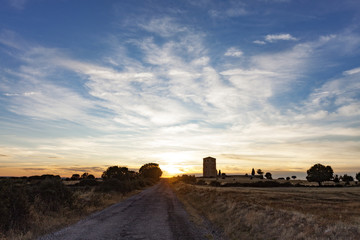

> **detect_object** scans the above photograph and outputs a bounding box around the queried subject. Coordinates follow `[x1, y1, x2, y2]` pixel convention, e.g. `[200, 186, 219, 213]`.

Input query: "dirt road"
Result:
[39, 180, 216, 240]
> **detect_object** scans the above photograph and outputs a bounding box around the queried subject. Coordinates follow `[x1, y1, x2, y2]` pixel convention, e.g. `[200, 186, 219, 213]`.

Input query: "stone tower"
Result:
[203, 156, 217, 177]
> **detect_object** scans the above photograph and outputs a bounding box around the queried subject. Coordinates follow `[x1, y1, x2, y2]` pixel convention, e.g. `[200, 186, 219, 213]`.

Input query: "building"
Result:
[203, 156, 217, 177]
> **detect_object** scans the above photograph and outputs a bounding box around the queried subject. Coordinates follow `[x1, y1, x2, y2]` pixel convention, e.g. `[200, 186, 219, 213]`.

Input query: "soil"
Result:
[39, 180, 221, 240]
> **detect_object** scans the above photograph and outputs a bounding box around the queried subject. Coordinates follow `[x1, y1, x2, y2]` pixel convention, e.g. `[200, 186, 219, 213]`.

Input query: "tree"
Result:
[291, 176, 297, 180]
[87, 174, 95, 179]
[251, 168, 255, 176]
[306, 163, 334, 186]
[356, 172, 360, 182]
[265, 172, 272, 179]
[101, 166, 132, 181]
[71, 174, 80, 180]
[333, 175, 340, 183]
[257, 169, 263, 175]
[286, 177, 290, 181]
[342, 174, 354, 185]
[81, 172, 89, 179]
[139, 163, 162, 180]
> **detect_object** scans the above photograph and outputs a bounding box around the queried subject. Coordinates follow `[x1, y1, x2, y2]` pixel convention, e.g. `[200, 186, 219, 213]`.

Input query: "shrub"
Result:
[77, 179, 99, 186]
[32, 178, 73, 212]
[196, 180, 207, 185]
[71, 174, 80, 180]
[96, 179, 133, 193]
[210, 181, 221, 187]
[265, 172, 272, 179]
[0, 180, 30, 232]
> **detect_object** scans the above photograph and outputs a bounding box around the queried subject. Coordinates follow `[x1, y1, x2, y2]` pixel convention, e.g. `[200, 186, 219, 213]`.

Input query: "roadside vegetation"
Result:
[0, 163, 162, 240]
[171, 164, 360, 239]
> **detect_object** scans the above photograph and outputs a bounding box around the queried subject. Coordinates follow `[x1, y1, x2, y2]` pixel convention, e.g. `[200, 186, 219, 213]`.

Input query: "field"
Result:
[171, 180, 360, 240]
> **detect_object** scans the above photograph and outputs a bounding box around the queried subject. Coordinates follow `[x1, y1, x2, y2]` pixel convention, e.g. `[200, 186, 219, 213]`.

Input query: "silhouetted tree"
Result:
[265, 172, 272, 179]
[286, 177, 290, 181]
[139, 163, 162, 180]
[257, 169, 263, 175]
[81, 172, 89, 179]
[291, 176, 296, 180]
[356, 172, 360, 182]
[218, 170, 221, 176]
[342, 174, 354, 185]
[101, 166, 132, 181]
[71, 174, 80, 180]
[251, 168, 255, 176]
[306, 163, 333, 186]
[333, 174, 340, 183]
[87, 174, 95, 179]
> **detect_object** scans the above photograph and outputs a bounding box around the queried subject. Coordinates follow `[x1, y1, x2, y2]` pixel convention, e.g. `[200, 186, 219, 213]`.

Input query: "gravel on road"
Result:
[39, 180, 219, 240]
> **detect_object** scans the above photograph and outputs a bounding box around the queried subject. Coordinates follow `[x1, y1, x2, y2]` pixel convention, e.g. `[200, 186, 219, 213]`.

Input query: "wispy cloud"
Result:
[265, 33, 297, 42]
[254, 33, 297, 45]
[139, 17, 187, 37]
[209, 8, 248, 18]
[1, 17, 360, 174]
[253, 40, 266, 45]
[8, 0, 27, 10]
[343, 66, 360, 75]
[224, 47, 243, 57]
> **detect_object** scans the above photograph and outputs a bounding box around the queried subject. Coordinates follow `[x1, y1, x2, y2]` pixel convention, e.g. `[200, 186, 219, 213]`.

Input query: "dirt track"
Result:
[39, 180, 216, 240]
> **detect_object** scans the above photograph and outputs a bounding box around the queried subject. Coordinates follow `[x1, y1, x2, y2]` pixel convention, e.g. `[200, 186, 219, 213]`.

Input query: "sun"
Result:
[161, 165, 185, 177]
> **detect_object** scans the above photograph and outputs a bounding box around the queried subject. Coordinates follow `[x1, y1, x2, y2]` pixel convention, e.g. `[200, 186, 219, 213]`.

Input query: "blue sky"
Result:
[0, 0, 360, 178]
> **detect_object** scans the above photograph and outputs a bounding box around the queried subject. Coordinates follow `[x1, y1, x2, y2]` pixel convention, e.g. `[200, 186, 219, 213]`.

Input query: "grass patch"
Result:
[171, 182, 360, 240]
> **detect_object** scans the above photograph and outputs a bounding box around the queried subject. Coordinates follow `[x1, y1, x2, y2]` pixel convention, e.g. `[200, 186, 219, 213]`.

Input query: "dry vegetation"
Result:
[0, 177, 155, 240]
[171, 180, 360, 240]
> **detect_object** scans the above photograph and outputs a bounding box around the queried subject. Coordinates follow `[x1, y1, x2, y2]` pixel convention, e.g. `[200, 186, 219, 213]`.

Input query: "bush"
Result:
[210, 181, 221, 187]
[0, 180, 30, 232]
[96, 179, 133, 193]
[196, 180, 207, 185]
[77, 179, 99, 186]
[32, 178, 73, 212]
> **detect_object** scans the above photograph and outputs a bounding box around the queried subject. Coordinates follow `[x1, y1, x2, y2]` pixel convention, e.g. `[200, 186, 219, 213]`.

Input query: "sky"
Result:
[0, 0, 360, 178]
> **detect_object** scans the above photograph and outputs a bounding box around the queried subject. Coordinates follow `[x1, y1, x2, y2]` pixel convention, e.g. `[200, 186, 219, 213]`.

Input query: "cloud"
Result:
[265, 33, 297, 42]
[253, 33, 297, 45]
[343, 66, 360, 75]
[225, 8, 248, 17]
[8, 0, 27, 10]
[22, 168, 48, 171]
[139, 17, 187, 37]
[253, 40, 266, 45]
[224, 47, 243, 57]
[208, 3, 248, 18]
[57, 167, 106, 173]
[1, 22, 360, 174]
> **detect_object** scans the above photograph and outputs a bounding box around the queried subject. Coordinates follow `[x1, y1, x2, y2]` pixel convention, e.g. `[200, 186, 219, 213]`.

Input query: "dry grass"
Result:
[172, 182, 360, 240]
[1, 189, 142, 240]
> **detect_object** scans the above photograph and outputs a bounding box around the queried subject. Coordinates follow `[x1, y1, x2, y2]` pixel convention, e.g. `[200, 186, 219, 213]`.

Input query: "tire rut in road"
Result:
[39, 180, 219, 240]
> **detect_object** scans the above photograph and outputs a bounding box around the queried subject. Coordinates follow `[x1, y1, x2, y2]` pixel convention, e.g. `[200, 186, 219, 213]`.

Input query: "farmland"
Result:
[171, 180, 360, 240]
